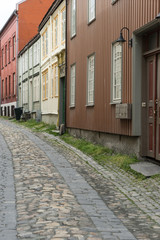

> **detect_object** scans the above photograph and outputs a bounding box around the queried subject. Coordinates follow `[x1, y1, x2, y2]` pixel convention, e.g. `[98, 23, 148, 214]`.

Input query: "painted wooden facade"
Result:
[0, 11, 17, 117]
[66, 0, 160, 158]
[18, 34, 41, 121]
[39, 0, 65, 126]
[0, 0, 55, 118]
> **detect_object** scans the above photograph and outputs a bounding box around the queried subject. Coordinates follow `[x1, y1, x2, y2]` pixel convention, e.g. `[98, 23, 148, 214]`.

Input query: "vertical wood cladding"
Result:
[66, 0, 160, 136]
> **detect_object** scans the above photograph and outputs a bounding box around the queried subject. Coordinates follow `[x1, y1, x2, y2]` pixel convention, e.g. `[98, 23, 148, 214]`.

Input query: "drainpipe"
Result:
[14, 8, 19, 108]
[64, 0, 68, 130]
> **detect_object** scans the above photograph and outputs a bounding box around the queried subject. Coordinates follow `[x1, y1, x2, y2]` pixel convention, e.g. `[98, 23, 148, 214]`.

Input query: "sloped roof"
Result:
[0, 10, 17, 35]
[39, 0, 64, 31]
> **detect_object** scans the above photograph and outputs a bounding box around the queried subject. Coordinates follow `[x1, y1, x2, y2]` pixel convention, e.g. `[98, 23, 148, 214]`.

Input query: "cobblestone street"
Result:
[0, 119, 160, 240]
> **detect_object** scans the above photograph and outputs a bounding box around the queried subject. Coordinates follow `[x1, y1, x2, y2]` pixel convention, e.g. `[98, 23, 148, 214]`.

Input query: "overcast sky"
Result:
[0, 0, 19, 30]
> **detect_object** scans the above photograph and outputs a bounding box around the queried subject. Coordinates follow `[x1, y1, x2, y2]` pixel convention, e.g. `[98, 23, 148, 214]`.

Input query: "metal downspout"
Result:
[64, 0, 68, 130]
[14, 8, 19, 108]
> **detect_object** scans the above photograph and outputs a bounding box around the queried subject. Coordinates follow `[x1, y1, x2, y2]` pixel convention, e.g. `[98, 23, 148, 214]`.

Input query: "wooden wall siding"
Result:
[66, 0, 160, 136]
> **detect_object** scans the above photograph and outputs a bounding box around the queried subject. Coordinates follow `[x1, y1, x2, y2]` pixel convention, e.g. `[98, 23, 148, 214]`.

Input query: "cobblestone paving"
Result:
[39, 133, 160, 240]
[0, 132, 17, 240]
[0, 119, 160, 239]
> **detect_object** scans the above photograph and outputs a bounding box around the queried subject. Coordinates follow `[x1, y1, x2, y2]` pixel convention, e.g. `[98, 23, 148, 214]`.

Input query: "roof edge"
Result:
[39, 0, 63, 32]
[0, 10, 17, 35]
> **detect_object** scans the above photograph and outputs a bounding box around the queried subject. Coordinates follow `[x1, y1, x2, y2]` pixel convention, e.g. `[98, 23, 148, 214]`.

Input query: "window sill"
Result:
[42, 98, 48, 101]
[86, 104, 94, 107]
[71, 33, 76, 40]
[111, 0, 119, 5]
[110, 101, 122, 105]
[70, 105, 75, 109]
[88, 18, 96, 26]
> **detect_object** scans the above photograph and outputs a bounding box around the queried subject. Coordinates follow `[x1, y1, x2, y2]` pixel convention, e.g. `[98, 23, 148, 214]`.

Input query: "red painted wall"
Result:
[18, 0, 54, 51]
[0, 14, 17, 107]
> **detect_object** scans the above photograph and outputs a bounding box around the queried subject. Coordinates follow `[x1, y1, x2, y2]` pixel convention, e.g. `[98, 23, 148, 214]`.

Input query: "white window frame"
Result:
[51, 64, 59, 97]
[13, 72, 16, 95]
[42, 29, 48, 58]
[33, 75, 40, 102]
[34, 42, 37, 66]
[54, 15, 58, 48]
[88, 0, 96, 23]
[29, 47, 32, 69]
[70, 63, 76, 107]
[71, 0, 76, 38]
[13, 35, 16, 59]
[55, 65, 58, 97]
[87, 54, 95, 106]
[61, 7, 66, 43]
[112, 42, 122, 103]
[42, 70, 48, 100]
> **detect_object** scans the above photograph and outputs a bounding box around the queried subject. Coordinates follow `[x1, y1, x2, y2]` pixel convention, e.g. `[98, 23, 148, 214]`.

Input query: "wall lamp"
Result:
[116, 27, 132, 47]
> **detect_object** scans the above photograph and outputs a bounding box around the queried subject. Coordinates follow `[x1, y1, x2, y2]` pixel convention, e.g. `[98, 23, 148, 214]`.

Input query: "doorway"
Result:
[145, 54, 160, 160]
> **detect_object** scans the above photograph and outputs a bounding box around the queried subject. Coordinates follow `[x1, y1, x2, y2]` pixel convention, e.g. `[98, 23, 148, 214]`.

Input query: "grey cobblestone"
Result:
[0, 132, 17, 240]
[1, 119, 160, 239]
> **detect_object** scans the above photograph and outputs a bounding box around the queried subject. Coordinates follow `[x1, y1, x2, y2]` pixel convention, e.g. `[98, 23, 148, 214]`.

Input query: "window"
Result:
[13, 73, 16, 95]
[5, 45, 7, 66]
[87, 54, 95, 105]
[8, 40, 11, 63]
[29, 47, 32, 69]
[2, 48, 4, 68]
[25, 51, 28, 72]
[33, 76, 40, 102]
[54, 16, 58, 48]
[51, 64, 58, 97]
[2, 80, 4, 98]
[13, 35, 16, 59]
[22, 55, 25, 74]
[88, 0, 96, 23]
[34, 43, 37, 66]
[5, 77, 7, 97]
[23, 81, 28, 104]
[71, 0, 76, 38]
[61, 8, 66, 42]
[9, 75, 11, 96]
[70, 64, 76, 107]
[42, 70, 48, 100]
[37, 40, 40, 63]
[112, 42, 122, 103]
[42, 29, 48, 58]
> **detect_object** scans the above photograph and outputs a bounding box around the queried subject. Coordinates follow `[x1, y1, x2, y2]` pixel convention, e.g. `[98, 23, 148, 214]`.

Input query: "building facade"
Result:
[0, 0, 54, 117]
[0, 11, 17, 117]
[66, 0, 160, 159]
[39, 0, 66, 126]
[18, 34, 41, 121]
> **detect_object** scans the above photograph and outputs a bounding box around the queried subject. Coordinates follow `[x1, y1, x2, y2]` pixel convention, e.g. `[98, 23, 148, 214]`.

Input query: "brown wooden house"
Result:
[66, 0, 160, 159]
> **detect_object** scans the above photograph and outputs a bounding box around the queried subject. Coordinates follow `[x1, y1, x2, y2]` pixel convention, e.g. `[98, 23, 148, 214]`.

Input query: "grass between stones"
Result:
[1, 117, 150, 180]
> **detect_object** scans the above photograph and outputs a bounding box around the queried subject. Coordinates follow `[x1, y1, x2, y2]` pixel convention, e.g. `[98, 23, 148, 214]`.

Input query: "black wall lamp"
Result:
[116, 27, 132, 47]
